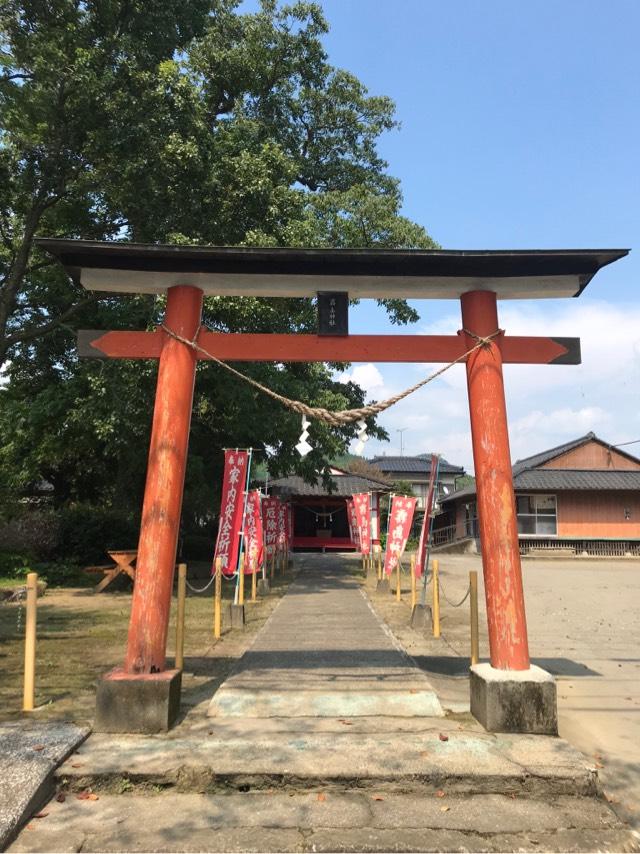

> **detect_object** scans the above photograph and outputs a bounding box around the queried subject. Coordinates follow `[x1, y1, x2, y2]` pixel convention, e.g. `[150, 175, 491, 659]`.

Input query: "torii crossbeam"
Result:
[37, 239, 628, 733]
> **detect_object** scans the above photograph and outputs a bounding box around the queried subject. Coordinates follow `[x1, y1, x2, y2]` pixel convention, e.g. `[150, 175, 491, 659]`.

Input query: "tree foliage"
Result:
[0, 0, 437, 534]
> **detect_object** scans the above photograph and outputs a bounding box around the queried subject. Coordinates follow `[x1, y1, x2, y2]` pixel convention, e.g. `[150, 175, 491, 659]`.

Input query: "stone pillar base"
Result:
[470, 663, 557, 734]
[229, 604, 246, 629]
[257, 578, 270, 596]
[95, 668, 181, 733]
[376, 578, 390, 594]
[410, 603, 432, 629]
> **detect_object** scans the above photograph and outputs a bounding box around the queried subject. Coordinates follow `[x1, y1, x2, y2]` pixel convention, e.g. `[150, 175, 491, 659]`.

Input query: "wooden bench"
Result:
[85, 550, 137, 593]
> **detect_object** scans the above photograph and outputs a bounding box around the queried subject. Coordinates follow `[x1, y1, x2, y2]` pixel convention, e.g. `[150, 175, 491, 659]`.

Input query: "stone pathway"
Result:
[208, 560, 443, 719]
[7, 556, 639, 852]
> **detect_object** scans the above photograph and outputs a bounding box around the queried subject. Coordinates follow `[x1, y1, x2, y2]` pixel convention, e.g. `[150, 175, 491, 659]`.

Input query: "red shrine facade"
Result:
[268, 467, 390, 551]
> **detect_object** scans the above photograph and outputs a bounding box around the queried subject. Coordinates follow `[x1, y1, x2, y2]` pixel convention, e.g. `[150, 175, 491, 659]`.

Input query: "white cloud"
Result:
[338, 362, 386, 394]
[353, 300, 640, 472]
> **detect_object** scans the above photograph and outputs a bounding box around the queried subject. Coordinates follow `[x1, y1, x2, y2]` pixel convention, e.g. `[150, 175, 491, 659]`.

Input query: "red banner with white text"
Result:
[213, 450, 249, 575]
[384, 495, 417, 576]
[346, 498, 359, 549]
[262, 497, 279, 556]
[277, 501, 288, 551]
[243, 490, 264, 574]
[415, 455, 439, 577]
[352, 493, 371, 555]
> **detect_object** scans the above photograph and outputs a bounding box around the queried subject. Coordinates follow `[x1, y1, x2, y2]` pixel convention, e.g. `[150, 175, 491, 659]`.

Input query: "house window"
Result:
[516, 494, 557, 536]
[464, 501, 479, 538]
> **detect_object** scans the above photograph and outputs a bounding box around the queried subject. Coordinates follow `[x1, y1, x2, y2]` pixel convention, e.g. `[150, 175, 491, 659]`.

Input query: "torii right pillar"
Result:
[461, 290, 557, 734]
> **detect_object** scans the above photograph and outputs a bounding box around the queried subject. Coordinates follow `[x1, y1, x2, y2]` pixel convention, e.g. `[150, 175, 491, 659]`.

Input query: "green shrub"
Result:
[181, 533, 214, 561]
[57, 504, 138, 564]
[0, 550, 33, 578]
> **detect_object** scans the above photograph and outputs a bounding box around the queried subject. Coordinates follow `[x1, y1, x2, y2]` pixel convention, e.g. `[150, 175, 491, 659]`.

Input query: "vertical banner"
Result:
[415, 455, 440, 577]
[352, 493, 371, 555]
[277, 501, 288, 550]
[384, 495, 417, 576]
[213, 450, 249, 576]
[243, 490, 264, 574]
[288, 504, 294, 547]
[262, 497, 279, 557]
[347, 498, 360, 549]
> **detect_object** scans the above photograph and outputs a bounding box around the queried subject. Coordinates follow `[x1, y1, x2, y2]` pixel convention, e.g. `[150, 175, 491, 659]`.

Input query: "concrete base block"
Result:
[95, 668, 181, 733]
[470, 663, 557, 734]
[257, 578, 270, 595]
[229, 604, 246, 629]
[410, 603, 432, 629]
[376, 578, 390, 594]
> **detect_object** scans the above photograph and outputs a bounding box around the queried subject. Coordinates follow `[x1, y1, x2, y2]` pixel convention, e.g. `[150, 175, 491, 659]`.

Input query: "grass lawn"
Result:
[0, 561, 294, 725]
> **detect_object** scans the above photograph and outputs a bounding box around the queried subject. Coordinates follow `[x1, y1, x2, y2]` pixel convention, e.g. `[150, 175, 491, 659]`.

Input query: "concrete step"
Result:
[55, 718, 601, 798]
[9, 791, 637, 853]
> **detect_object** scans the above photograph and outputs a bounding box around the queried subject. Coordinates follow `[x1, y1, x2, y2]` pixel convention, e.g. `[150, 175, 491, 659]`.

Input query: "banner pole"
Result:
[420, 457, 441, 607]
[235, 448, 253, 605]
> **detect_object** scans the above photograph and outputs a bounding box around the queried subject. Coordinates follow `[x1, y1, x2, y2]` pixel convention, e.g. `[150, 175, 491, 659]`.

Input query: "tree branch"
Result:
[4, 295, 98, 346]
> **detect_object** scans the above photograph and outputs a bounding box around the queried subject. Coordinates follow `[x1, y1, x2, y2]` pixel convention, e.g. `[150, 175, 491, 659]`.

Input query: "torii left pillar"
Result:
[95, 285, 203, 732]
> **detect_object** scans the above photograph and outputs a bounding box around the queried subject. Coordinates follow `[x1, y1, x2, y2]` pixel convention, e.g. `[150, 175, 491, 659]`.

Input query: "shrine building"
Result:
[268, 466, 391, 551]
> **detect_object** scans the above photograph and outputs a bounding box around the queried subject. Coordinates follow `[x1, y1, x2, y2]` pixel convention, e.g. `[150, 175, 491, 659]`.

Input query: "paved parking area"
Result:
[414, 553, 640, 829]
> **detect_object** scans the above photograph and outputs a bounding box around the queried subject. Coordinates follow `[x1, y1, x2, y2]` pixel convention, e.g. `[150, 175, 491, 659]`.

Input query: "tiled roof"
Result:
[269, 473, 392, 498]
[369, 456, 465, 475]
[515, 470, 640, 491]
[512, 432, 640, 475]
[442, 469, 640, 503]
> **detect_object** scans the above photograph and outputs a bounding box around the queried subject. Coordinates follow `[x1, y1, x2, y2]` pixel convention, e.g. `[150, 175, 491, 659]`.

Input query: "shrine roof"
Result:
[35, 239, 628, 300]
[269, 472, 391, 498]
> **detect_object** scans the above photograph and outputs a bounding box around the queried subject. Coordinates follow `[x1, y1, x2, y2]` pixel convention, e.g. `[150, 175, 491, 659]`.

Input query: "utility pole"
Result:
[396, 428, 407, 456]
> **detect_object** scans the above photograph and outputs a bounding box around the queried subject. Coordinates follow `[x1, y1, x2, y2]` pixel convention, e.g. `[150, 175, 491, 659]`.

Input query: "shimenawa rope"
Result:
[160, 325, 503, 426]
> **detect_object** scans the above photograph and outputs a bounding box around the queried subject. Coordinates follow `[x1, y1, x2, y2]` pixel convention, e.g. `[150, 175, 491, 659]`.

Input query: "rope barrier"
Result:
[185, 576, 215, 594]
[438, 578, 471, 608]
[160, 324, 503, 427]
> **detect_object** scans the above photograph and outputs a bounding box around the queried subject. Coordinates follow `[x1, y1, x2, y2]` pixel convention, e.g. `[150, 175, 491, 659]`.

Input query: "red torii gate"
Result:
[38, 240, 627, 732]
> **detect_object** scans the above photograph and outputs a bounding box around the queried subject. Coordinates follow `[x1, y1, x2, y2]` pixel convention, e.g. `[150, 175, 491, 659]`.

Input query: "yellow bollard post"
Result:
[410, 555, 417, 610]
[251, 559, 257, 603]
[238, 553, 245, 606]
[214, 557, 222, 639]
[396, 560, 401, 601]
[470, 570, 479, 665]
[432, 559, 441, 638]
[377, 552, 382, 581]
[22, 572, 38, 712]
[175, 563, 187, 671]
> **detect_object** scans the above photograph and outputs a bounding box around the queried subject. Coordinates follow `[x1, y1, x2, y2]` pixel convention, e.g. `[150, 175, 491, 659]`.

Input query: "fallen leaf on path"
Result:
[338, 719, 353, 726]
[409, 689, 419, 694]
[33, 812, 49, 819]
[439, 733, 449, 742]
[372, 795, 384, 801]
[317, 793, 326, 802]
[76, 792, 99, 801]
[55, 793, 66, 803]
[71, 763, 83, 768]
[435, 790, 446, 798]
[440, 806, 450, 812]
[32, 745, 45, 752]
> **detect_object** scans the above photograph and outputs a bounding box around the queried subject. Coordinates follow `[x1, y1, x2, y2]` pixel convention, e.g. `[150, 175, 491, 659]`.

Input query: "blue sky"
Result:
[309, 0, 639, 471]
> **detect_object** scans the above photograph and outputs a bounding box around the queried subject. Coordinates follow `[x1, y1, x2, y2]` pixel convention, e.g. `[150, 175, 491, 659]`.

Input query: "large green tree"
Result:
[0, 0, 437, 534]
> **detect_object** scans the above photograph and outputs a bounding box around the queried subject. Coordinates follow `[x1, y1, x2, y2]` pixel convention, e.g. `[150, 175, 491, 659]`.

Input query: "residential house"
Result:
[368, 454, 466, 510]
[437, 433, 640, 556]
